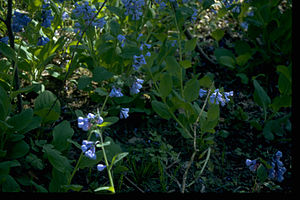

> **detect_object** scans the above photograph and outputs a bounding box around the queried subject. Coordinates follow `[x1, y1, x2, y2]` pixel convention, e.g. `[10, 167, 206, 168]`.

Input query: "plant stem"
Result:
[98, 129, 115, 193]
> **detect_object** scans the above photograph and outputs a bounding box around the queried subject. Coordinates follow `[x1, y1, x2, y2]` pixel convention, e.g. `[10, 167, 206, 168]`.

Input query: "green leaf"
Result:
[0, 42, 16, 62]
[200, 104, 219, 133]
[6, 140, 29, 159]
[159, 73, 173, 98]
[151, 100, 171, 120]
[108, 152, 129, 171]
[43, 144, 72, 173]
[218, 56, 236, 69]
[236, 73, 249, 84]
[262, 120, 275, 140]
[236, 53, 252, 66]
[1, 175, 20, 192]
[26, 153, 44, 170]
[109, 20, 120, 36]
[7, 109, 33, 132]
[95, 141, 111, 148]
[257, 164, 268, 183]
[95, 88, 108, 96]
[34, 90, 61, 123]
[67, 139, 81, 150]
[199, 75, 213, 88]
[61, 184, 83, 192]
[271, 95, 291, 112]
[92, 67, 113, 83]
[94, 186, 115, 193]
[52, 120, 74, 152]
[211, 29, 225, 42]
[104, 137, 123, 162]
[253, 80, 271, 119]
[165, 56, 181, 77]
[77, 75, 92, 90]
[31, 180, 48, 192]
[0, 86, 10, 121]
[179, 60, 192, 69]
[183, 78, 200, 102]
[97, 117, 119, 128]
[184, 38, 197, 52]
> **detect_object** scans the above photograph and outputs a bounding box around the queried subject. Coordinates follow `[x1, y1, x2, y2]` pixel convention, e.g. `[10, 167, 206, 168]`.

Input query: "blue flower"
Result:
[41, 6, 54, 28]
[97, 164, 106, 171]
[62, 11, 69, 20]
[37, 36, 50, 46]
[130, 78, 144, 94]
[133, 54, 146, 70]
[245, 159, 258, 172]
[240, 22, 248, 30]
[81, 140, 96, 160]
[0, 36, 9, 44]
[268, 151, 287, 182]
[191, 8, 198, 22]
[209, 89, 233, 106]
[199, 89, 207, 98]
[139, 42, 151, 51]
[78, 116, 90, 131]
[72, 1, 106, 33]
[12, 11, 31, 32]
[109, 87, 124, 97]
[117, 34, 126, 47]
[121, 0, 145, 20]
[120, 108, 129, 119]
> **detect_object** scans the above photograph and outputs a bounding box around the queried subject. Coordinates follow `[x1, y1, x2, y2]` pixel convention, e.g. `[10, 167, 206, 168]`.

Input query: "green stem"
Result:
[68, 94, 109, 185]
[98, 129, 115, 193]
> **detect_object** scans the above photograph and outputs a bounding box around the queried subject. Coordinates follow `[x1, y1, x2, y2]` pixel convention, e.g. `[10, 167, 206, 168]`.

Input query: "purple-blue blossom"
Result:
[133, 54, 146, 70]
[12, 11, 31, 32]
[78, 113, 104, 131]
[130, 78, 144, 94]
[199, 89, 207, 98]
[72, 1, 106, 34]
[97, 164, 106, 171]
[268, 151, 287, 182]
[117, 34, 126, 47]
[245, 159, 258, 172]
[37, 36, 50, 46]
[0, 36, 9, 44]
[109, 87, 124, 97]
[121, 0, 145, 20]
[41, 3, 54, 28]
[120, 108, 129, 119]
[81, 140, 96, 160]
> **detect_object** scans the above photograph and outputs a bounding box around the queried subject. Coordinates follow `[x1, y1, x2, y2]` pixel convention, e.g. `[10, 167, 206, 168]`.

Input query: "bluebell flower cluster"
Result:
[41, 3, 54, 28]
[130, 78, 144, 94]
[77, 113, 104, 131]
[222, 0, 234, 9]
[191, 8, 198, 23]
[97, 164, 106, 171]
[154, 0, 166, 9]
[240, 22, 249, 31]
[72, 1, 106, 34]
[109, 87, 124, 97]
[246, 159, 259, 172]
[0, 37, 9, 44]
[117, 34, 126, 47]
[12, 11, 31, 32]
[120, 108, 129, 119]
[37, 36, 50, 46]
[231, 5, 241, 13]
[81, 140, 96, 160]
[199, 88, 233, 106]
[133, 54, 147, 70]
[62, 11, 69, 21]
[121, 0, 145, 20]
[268, 151, 287, 182]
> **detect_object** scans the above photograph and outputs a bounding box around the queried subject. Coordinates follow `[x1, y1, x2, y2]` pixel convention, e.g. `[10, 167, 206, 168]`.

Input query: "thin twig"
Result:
[124, 175, 145, 193]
